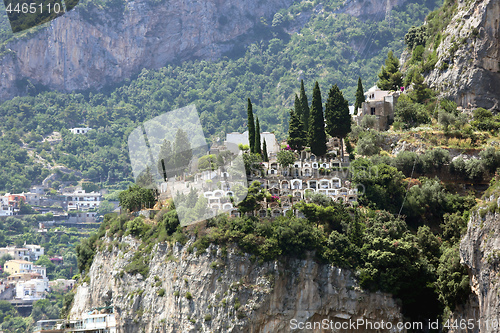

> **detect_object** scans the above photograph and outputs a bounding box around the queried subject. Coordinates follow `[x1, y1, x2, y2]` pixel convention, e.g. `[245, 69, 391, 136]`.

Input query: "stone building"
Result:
[355, 86, 400, 130]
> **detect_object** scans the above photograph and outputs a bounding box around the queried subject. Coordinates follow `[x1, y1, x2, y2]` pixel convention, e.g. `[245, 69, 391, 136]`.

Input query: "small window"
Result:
[370, 107, 376, 115]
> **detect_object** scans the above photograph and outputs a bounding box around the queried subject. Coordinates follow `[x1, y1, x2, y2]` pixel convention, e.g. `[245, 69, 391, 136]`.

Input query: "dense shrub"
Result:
[436, 244, 470, 309]
[394, 95, 430, 128]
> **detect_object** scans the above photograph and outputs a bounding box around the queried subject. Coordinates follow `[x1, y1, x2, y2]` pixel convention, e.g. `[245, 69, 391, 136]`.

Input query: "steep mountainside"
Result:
[0, 0, 410, 101]
[424, 0, 500, 111]
[70, 236, 405, 332]
[0, 0, 295, 100]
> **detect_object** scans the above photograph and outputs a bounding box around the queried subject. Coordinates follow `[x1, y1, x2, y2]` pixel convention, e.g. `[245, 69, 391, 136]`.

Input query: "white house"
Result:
[0, 196, 13, 216]
[15, 278, 49, 300]
[24, 244, 44, 261]
[225, 131, 280, 154]
[364, 85, 391, 101]
[32, 265, 47, 278]
[0, 247, 30, 261]
[30, 185, 46, 195]
[23, 192, 42, 206]
[49, 279, 75, 292]
[69, 127, 92, 135]
[63, 190, 102, 211]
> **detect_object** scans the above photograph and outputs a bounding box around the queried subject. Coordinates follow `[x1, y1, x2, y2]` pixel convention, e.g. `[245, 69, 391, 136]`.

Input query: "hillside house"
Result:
[69, 127, 92, 135]
[225, 131, 280, 156]
[63, 190, 102, 211]
[355, 86, 400, 130]
[15, 277, 49, 301]
[0, 196, 13, 216]
[4, 260, 46, 277]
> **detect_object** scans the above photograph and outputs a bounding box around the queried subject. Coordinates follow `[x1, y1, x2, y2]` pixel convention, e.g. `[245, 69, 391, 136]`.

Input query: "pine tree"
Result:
[262, 140, 269, 162]
[354, 77, 365, 114]
[288, 108, 306, 151]
[247, 98, 255, 153]
[377, 51, 403, 91]
[325, 84, 351, 160]
[299, 80, 310, 133]
[255, 116, 262, 155]
[307, 82, 327, 156]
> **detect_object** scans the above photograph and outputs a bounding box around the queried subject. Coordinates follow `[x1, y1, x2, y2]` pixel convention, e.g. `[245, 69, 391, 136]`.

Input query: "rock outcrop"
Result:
[340, 0, 406, 19]
[70, 236, 405, 332]
[424, 0, 500, 111]
[460, 188, 500, 332]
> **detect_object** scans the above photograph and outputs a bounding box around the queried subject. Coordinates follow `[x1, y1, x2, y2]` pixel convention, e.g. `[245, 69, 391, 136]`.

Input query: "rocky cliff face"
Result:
[460, 189, 500, 332]
[340, 0, 406, 19]
[70, 236, 405, 332]
[424, 0, 500, 111]
[0, 0, 294, 100]
[0, 0, 406, 101]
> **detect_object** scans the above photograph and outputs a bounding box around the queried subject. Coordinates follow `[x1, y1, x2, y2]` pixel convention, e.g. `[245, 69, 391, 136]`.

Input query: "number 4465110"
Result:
[5, 2, 62, 14]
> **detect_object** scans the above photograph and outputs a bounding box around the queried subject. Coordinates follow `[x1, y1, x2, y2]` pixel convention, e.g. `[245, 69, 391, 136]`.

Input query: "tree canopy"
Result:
[377, 51, 403, 90]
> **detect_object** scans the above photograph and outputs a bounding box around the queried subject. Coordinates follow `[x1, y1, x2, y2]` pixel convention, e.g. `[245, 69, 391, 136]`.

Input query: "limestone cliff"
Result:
[0, 0, 407, 101]
[460, 185, 500, 332]
[423, 0, 500, 111]
[70, 236, 405, 332]
[0, 0, 294, 100]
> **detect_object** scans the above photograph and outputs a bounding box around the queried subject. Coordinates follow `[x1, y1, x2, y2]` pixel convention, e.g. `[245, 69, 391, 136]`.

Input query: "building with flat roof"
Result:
[63, 190, 102, 211]
[4, 260, 46, 277]
[0, 247, 30, 261]
[15, 278, 49, 301]
[4, 260, 33, 275]
[355, 86, 400, 131]
[24, 244, 44, 261]
[69, 127, 92, 135]
[225, 131, 280, 155]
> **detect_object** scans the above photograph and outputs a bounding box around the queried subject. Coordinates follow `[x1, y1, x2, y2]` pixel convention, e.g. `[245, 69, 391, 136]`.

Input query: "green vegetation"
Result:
[287, 104, 306, 151]
[377, 51, 403, 90]
[394, 94, 431, 129]
[85, 140, 489, 322]
[247, 99, 256, 154]
[354, 77, 365, 114]
[307, 82, 327, 156]
[118, 185, 156, 212]
[324, 84, 350, 159]
[0, 0, 440, 193]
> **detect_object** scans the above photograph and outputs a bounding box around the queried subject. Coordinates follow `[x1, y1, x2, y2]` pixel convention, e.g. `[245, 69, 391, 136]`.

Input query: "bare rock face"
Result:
[70, 236, 405, 332]
[340, 0, 407, 19]
[460, 193, 500, 332]
[0, 0, 294, 100]
[424, 0, 500, 111]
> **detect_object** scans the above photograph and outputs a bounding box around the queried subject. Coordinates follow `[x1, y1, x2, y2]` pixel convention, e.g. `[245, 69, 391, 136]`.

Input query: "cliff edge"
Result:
[69, 236, 405, 332]
[460, 179, 500, 332]
[424, 0, 500, 111]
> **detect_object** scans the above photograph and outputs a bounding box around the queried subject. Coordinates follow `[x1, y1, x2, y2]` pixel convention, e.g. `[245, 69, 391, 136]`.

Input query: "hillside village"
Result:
[0, 244, 74, 312]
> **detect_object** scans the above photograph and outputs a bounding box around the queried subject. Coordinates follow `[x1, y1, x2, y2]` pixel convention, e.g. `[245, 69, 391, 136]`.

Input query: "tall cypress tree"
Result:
[299, 80, 310, 133]
[255, 116, 262, 155]
[294, 94, 305, 134]
[354, 77, 365, 114]
[307, 82, 327, 156]
[325, 84, 351, 160]
[288, 108, 306, 151]
[247, 98, 255, 153]
[262, 140, 269, 162]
